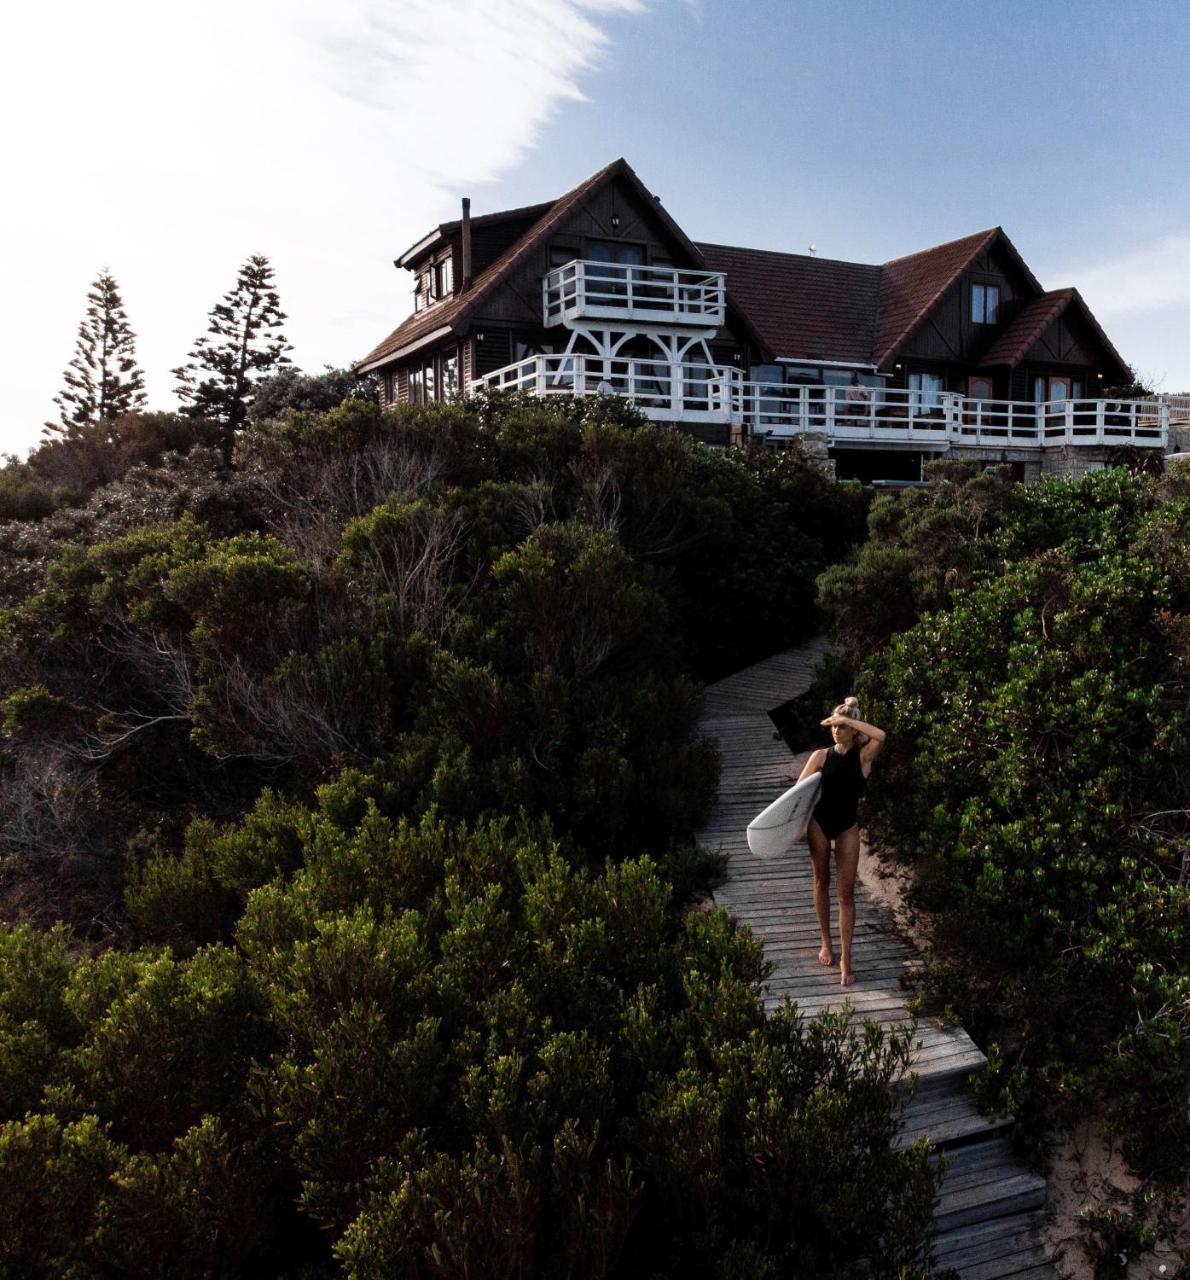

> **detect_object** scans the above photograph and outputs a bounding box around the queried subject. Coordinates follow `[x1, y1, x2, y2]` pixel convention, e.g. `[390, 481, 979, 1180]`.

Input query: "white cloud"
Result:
[0, 0, 649, 458]
[1072, 233, 1190, 320]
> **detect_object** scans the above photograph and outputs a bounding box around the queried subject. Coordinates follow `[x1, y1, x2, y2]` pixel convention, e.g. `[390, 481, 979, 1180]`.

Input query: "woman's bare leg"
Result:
[835, 826, 860, 986]
[808, 819, 833, 966]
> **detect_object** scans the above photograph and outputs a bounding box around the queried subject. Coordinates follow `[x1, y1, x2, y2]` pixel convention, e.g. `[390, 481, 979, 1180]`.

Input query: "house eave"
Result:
[396, 230, 447, 269]
[357, 325, 453, 373]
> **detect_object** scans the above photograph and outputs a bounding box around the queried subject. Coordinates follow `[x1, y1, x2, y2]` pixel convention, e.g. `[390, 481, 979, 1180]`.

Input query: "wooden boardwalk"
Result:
[698, 640, 1055, 1279]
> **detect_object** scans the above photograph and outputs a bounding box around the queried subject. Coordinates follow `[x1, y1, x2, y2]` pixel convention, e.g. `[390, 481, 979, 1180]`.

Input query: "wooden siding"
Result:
[465, 173, 712, 333]
[473, 329, 514, 377]
[898, 240, 1034, 367]
[1020, 308, 1102, 368]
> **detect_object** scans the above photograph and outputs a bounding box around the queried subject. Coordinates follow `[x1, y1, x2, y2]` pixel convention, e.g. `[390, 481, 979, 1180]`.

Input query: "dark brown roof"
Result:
[979, 286, 1131, 380]
[696, 243, 881, 365]
[359, 161, 622, 370]
[872, 228, 1000, 366]
[979, 289, 1075, 366]
[395, 200, 555, 267]
[698, 229, 1009, 367]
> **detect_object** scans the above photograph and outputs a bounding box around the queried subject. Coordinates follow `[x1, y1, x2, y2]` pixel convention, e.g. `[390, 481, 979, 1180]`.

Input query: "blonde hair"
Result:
[832, 696, 869, 745]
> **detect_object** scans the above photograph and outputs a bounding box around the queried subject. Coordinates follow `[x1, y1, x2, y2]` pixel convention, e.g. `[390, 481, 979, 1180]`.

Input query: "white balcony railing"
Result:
[543, 260, 726, 328]
[474, 355, 738, 423]
[740, 385, 1173, 448]
[473, 362, 1179, 449]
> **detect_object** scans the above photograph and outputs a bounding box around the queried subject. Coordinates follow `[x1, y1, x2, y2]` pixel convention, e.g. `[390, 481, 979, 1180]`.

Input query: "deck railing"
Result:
[742, 385, 1172, 447]
[542, 260, 726, 328]
[473, 361, 1178, 448]
[474, 355, 738, 423]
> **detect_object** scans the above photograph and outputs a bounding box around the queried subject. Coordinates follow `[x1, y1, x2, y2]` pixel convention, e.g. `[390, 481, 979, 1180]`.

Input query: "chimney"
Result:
[461, 197, 472, 290]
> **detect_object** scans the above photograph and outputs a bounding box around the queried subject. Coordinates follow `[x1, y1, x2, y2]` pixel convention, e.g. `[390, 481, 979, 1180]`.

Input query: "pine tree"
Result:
[173, 255, 292, 433]
[48, 271, 147, 437]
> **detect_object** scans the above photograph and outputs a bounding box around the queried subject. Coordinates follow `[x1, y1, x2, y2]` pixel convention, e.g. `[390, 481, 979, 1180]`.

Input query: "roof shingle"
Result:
[979, 289, 1075, 367]
[873, 228, 999, 366]
[696, 244, 881, 365]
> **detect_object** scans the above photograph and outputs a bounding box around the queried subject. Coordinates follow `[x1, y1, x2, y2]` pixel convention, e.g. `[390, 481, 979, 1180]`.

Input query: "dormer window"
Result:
[414, 257, 453, 311]
[972, 283, 1000, 324]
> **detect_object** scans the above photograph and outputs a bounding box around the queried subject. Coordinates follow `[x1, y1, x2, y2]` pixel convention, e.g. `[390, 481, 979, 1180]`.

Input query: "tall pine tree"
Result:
[173, 255, 292, 433]
[48, 271, 147, 437]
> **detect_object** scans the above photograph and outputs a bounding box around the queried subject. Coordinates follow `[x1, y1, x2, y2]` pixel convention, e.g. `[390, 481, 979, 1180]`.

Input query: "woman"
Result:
[796, 697, 886, 986]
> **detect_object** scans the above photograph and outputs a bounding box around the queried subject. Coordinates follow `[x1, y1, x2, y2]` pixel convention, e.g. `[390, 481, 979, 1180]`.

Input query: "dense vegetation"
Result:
[0, 394, 948, 1278]
[814, 462, 1189, 1240]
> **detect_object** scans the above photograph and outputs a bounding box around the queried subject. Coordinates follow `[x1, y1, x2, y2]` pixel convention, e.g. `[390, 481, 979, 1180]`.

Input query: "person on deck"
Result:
[795, 697, 886, 986]
[842, 372, 871, 421]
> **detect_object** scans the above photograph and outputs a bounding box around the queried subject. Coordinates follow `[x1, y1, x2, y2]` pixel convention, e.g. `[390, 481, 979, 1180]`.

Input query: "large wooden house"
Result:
[358, 158, 1174, 481]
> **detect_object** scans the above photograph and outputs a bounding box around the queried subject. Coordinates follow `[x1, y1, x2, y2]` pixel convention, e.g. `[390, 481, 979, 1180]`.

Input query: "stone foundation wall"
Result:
[939, 445, 1043, 482]
[1167, 425, 1190, 455]
[1039, 445, 1112, 478]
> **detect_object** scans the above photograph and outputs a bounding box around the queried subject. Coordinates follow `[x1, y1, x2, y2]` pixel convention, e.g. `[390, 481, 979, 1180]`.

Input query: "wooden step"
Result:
[934, 1140, 1047, 1232]
[897, 1074, 1015, 1151]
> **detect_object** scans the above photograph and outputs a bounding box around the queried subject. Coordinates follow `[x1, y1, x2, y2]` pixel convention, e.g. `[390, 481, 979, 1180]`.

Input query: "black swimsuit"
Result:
[812, 745, 866, 840]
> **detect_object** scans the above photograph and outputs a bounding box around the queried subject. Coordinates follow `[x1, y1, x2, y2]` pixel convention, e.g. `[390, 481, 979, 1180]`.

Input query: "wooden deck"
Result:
[698, 639, 1055, 1278]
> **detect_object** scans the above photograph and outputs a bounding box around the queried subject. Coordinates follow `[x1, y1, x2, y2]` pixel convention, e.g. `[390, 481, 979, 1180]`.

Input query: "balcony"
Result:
[543, 259, 726, 329]
[474, 355, 738, 424]
[739, 385, 1174, 449]
[472, 362, 1180, 450]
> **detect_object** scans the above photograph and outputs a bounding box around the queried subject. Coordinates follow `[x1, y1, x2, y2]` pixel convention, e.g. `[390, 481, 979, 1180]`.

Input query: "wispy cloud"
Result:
[0, 0, 650, 456]
[1072, 233, 1190, 319]
[311, 0, 647, 186]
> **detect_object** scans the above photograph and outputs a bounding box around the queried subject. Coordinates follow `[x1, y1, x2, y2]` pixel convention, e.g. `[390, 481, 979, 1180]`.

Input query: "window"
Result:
[586, 240, 644, 265]
[440, 353, 458, 399]
[409, 365, 424, 405]
[423, 360, 437, 402]
[971, 283, 1000, 324]
[432, 257, 452, 299]
[907, 371, 944, 412]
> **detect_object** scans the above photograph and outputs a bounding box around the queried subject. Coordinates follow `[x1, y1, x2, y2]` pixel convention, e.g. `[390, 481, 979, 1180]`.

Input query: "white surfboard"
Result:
[746, 773, 821, 857]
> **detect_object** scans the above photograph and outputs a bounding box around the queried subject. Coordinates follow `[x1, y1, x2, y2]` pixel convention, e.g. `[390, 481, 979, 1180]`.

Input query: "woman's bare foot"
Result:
[818, 941, 834, 967]
[839, 963, 855, 987]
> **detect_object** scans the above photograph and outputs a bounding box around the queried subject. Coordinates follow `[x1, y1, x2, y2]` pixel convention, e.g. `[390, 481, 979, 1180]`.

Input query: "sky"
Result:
[3, 0, 1189, 458]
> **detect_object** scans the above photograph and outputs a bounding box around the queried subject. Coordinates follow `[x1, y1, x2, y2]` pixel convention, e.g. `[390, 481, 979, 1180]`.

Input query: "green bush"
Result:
[856, 472, 1189, 1185]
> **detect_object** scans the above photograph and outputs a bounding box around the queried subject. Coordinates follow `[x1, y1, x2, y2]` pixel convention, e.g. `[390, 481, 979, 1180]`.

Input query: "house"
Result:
[358, 158, 1176, 481]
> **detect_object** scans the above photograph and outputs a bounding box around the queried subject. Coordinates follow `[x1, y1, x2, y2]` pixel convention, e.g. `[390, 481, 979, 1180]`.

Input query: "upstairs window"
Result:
[972, 283, 1000, 324]
[432, 257, 452, 299]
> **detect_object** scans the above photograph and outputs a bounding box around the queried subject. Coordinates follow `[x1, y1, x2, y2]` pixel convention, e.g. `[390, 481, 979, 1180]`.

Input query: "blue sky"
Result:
[4, 0, 1188, 456]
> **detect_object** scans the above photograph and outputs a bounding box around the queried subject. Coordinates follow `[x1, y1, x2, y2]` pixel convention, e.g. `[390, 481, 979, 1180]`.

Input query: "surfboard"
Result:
[746, 773, 821, 857]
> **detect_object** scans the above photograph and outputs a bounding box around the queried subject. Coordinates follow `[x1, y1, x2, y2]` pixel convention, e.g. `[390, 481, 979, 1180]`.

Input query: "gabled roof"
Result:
[979, 289, 1076, 367]
[359, 161, 622, 370]
[872, 228, 1001, 367]
[978, 287, 1131, 380]
[697, 243, 881, 365]
[358, 158, 772, 372]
